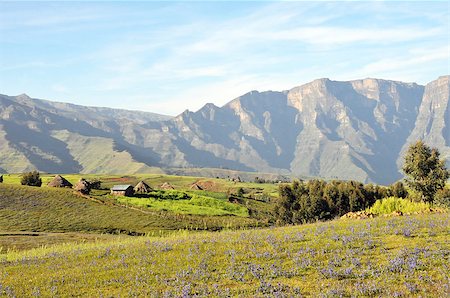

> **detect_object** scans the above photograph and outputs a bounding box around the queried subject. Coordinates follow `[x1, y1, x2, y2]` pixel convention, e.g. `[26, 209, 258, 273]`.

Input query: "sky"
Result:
[0, 1, 449, 116]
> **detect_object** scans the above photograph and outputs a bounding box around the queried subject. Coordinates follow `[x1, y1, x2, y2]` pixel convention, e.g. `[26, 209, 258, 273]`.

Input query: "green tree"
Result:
[275, 184, 296, 224]
[402, 141, 449, 202]
[388, 181, 408, 198]
[21, 170, 42, 187]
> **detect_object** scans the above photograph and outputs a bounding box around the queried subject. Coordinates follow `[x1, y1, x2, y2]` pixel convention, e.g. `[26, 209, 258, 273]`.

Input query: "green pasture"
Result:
[117, 193, 249, 217]
[0, 184, 259, 239]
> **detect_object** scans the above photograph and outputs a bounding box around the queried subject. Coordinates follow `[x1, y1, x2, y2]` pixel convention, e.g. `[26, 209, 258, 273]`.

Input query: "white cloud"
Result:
[362, 46, 449, 74]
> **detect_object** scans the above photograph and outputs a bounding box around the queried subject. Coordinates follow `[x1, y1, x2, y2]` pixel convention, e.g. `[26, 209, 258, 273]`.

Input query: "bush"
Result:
[434, 187, 450, 208]
[148, 190, 190, 200]
[367, 197, 431, 215]
[89, 180, 102, 190]
[20, 171, 42, 187]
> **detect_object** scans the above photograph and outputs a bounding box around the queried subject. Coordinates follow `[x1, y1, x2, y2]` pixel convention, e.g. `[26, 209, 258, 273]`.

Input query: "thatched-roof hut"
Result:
[189, 183, 203, 190]
[134, 181, 152, 193]
[47, 175, 73, 188]
[160, 182, 175, 190]
[74, 178, 90, 195]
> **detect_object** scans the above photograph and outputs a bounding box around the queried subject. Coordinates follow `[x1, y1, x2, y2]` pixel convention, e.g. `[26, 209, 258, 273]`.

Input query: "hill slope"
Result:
[0, 184, 256, 234]
[1, 76, 449, 183]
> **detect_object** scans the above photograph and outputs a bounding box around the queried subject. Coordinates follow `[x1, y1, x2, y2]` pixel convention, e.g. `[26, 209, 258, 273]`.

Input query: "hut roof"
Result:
[74, 178, 90, 194]
[134, 181, 152, 193]
[47, 175, 73, 188]
[111, 185, 133, 191]
[189, 183, 203, 190]
[160, 182, 175, 190]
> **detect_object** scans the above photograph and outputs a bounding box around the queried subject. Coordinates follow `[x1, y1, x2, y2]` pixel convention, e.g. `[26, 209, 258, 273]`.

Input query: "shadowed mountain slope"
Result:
[1, 76, 448, 184]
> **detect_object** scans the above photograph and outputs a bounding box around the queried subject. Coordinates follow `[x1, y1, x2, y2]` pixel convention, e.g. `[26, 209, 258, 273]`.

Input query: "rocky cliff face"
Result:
[0, 76, 448, 184]
[401, 75, 450, 167]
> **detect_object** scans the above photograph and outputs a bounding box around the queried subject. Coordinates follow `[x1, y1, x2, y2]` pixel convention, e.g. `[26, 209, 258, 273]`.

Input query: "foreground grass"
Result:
[0, 213, 449, 297]
[0, 232, 125, 252]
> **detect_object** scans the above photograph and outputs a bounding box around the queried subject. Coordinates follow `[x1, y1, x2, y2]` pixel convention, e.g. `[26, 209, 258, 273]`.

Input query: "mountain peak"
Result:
[16, 93, 31, 100]
[0, 76, 447, 184]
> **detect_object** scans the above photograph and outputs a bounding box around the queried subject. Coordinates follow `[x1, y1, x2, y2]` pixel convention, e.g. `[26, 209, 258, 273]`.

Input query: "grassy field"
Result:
[0, 213, 448, 297]
[1, 173, 279, 195]
[0, 184, 259, 241]
[117, 194, 249, 217]
[1, 172, 278, 218]
[0, 172, 281, 252]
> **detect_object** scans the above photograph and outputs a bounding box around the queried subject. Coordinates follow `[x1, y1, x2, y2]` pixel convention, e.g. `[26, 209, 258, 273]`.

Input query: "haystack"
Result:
[189, 183, 203, 190]
[47, 175, 73, 188]
[74, 178, 90, 195]
[160, 182, 175, 190]
[134, 181, 152, 193]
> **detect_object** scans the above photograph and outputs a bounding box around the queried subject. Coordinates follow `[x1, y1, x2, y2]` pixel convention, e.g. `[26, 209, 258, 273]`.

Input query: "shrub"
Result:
[148, 190, 190, 200]
[434, 187, 450, 208]
[20, 171, 42, 187]
[89, 179, 102, 190]
[367, 197, 431, 215]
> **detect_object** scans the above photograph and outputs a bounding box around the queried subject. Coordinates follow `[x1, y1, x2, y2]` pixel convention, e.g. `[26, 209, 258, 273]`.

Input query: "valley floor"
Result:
[1, 213, 449, 297]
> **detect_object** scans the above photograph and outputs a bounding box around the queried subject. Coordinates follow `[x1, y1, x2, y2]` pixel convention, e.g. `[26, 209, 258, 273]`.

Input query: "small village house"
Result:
[47, 174, 72, 188]
[134, 181, 152, 194]
[75, 178, 91, 195]
[111, 185, 134, 197]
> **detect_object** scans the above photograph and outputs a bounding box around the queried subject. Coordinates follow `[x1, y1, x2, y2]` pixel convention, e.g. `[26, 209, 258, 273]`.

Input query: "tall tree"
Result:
[402, 141, 449, 202]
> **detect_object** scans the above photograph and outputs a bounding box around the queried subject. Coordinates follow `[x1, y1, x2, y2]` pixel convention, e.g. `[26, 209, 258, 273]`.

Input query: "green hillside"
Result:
[51, 130, 163, 174]
[0, 184, 258, 236]
[0, 213, 448, 297]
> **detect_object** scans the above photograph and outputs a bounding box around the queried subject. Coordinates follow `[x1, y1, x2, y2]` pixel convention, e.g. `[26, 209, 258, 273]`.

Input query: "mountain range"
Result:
[1, 75, 449, 185]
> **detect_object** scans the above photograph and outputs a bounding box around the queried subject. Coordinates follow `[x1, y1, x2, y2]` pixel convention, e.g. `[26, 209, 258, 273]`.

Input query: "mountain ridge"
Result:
[1, 75, 448, 184]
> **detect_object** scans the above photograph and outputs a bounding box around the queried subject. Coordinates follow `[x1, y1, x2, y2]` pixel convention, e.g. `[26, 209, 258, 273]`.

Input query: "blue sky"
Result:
[0, 1, 448, 115]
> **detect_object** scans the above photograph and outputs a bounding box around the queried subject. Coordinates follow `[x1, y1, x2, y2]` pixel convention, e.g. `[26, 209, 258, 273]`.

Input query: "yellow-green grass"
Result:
[0, 213, 448, 297]
[117, 194, 249, 217]
[0, 232, 126, 252]
[0, 184, 258, 237]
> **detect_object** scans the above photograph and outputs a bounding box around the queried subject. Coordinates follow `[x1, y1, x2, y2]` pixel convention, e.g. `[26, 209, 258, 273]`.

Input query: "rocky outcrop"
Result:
[401, 75, 450, 167]
[0, 76, 448, 184]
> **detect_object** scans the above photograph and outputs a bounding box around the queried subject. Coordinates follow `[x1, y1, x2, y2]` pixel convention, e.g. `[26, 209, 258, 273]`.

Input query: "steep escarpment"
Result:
[1, 76, 448, 184]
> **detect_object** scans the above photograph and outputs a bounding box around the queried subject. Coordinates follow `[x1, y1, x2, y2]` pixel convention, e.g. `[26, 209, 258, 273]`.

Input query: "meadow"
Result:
[0, 174, 275, 250]
[0, 183, 259, 251]
[0, 213, 448, 297]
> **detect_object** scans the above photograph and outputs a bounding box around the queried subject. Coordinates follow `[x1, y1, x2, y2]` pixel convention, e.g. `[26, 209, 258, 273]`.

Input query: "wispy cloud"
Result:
[0, 1, 448, 115]
[363, 46, 449, 74]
